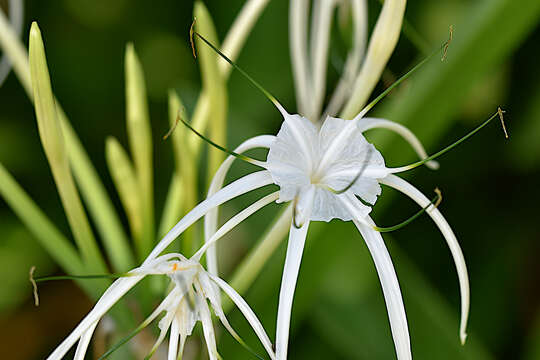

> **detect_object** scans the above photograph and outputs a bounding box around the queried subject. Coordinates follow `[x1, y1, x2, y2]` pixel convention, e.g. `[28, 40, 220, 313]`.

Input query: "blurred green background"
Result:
[1, 0, 540, 359]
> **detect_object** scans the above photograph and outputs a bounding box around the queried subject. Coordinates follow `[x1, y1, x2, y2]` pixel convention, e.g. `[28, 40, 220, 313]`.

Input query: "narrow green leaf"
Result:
[29, 22, 106, 274]
[106, 137, 142, 242]
[193, 1, 228, 189]
[125, 43, 154, 259]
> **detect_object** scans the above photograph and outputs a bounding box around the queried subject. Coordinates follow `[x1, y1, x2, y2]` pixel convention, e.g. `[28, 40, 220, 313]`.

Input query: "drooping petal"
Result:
[353, 217, 412, 360]
[46, 276, 145, 360]
[73, 322, 97, 360]
[210, 273, 276, 360]
[168, 318, 180, 360]
[205, 135, 275, 275]
[145, 170, 273, 264]
[196, 291, 219, 360]
[380, 174, 469, 344]
[358, 117, 439, 170]
[309, 0, 336, 121]
[289, 0, 310, 116]
[275, 220, 310, 360]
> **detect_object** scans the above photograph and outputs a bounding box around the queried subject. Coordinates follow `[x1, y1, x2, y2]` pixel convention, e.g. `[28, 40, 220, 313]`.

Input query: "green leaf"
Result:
[29, 22, 107, 275]
[193, 1, 228, 191]
[106, 136, 142, 241]
[125, 43, 154, 260]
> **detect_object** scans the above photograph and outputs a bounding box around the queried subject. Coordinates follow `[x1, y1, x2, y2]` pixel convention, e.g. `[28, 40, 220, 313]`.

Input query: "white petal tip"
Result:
[460, 332, 467, 345]
[427, 160, 440, 170]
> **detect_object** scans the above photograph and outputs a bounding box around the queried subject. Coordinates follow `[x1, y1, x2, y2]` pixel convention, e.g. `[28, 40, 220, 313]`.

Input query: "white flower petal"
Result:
[354, 217, 412, 360]
[309, 0, 336, 121]
[380, 174, 469, 344]
[46, 276, 144, 360]
[289, 0, 310, 116]
[168, 318, 180, 360]
[196, 291, 219, 360]
[145, 170, 273, 264]
[73, 322, 97, 360]
[275, 221, 310, 360]
[358, 117, 439, 170]
[325, 0, 368, 116]
[210, 273, 276, 360]
[267, 111, 319, 189]
[205, 136, 276, 274]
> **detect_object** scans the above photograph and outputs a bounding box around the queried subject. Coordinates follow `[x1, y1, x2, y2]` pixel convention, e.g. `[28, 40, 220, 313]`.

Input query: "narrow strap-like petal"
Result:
[74, 321, 97, 360]
[0, 0, 24, 86]
[205, 135, 275, 275]
[275, 221, 310, 360]
[196, 291, 219, 360]
[196, 191, 279, 261]
[210, 273, 276, 359]
[358, 117, 439, 169]
[354, 217, 412, 360]
[46, 276, 144, 360]
[380, 174, 470, 344]
[289, 0, 310, 116]
[145, 170, 274, 264]
[168, 319, 180, 360]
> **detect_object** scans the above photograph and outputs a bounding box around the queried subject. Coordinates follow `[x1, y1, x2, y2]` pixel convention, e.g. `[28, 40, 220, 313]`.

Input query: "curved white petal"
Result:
[145, 170, 274, 264]
[74, 321, 97, 360]
[325, 0, 368, 117]
[205, 135, 275, 276]
[341, 0, 406, 119]
[354, 216, 412, 360]
[0, 0, 24, 86]
[210, 273, 276, 360]
[289, 0, 310, 116]
[275, 220, 310, 360]
[358, 117, 439, 170]
[168, 318, 180, 360]
[46, 275, 144, 360]
[309, 0, 336, 121]
[380, 174, 470, 344]
[196, 291, 219, 360]
[196, 191, 279, 261]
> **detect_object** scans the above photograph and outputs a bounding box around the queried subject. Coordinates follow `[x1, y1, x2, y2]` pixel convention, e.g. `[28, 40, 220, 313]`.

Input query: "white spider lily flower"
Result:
[182, 29, 473, 360]
[46, 252, 276, 360]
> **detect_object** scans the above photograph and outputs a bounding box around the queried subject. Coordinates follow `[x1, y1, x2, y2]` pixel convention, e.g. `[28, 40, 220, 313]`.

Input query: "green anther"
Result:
[176, 112, 263, 166]
[373, 189, 441, 233]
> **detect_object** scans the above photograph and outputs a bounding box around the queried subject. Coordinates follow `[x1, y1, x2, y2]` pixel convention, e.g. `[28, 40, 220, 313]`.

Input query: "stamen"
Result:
[190, 18, 197, 59]
[373, 189, 441, 232]
[176, 112, 265, 167]
[29, 266, 39, 306]
[498, 107, 509, 139]
[325, 147, 373, 194]
[192, 30, 280, 107]
[33, 273, 131, 283]
[441, 25, 454, 62]
[389, 109, 502, 174]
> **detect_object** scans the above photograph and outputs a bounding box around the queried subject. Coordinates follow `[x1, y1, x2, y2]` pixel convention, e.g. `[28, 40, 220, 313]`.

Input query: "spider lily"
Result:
[45, 191, 281, 360]
[46, 254, 276, 360]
